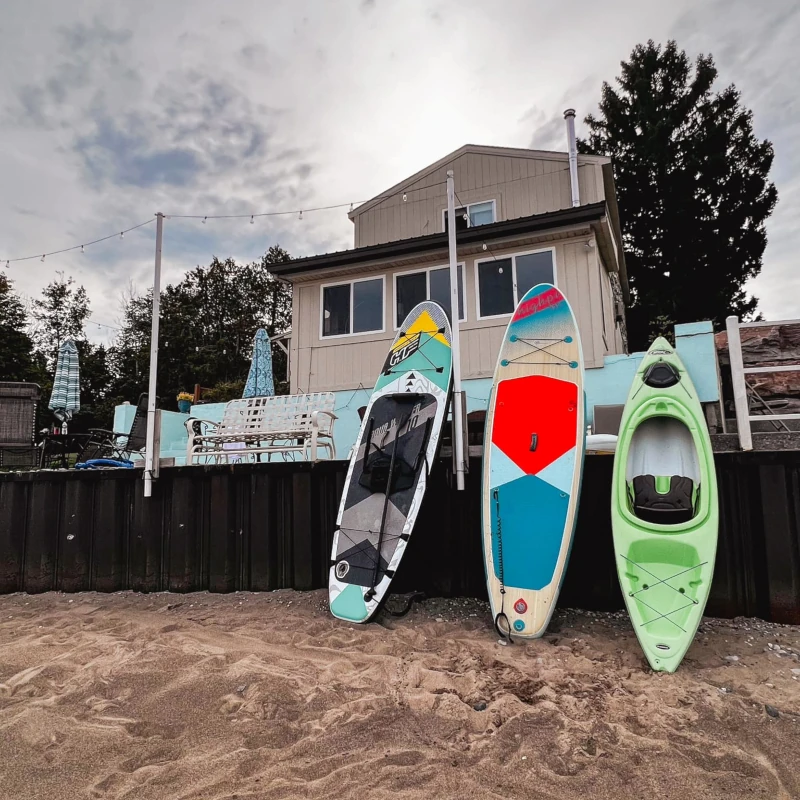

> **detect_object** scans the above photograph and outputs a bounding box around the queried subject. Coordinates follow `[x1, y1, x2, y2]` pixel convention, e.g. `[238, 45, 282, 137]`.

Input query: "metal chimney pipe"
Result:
[563, 108, 580, 207]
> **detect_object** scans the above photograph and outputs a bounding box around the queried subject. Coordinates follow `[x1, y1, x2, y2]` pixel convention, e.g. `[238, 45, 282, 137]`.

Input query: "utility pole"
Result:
[143, 212, 164, 498]
[446, 170, 466, 491]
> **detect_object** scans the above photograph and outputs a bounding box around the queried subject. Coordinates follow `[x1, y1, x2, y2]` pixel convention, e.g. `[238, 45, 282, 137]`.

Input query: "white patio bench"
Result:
[185, 393, 337, 465]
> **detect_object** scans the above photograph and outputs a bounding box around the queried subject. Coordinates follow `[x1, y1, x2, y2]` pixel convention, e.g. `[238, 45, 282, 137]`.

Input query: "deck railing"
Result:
[725, 315, 800, 451]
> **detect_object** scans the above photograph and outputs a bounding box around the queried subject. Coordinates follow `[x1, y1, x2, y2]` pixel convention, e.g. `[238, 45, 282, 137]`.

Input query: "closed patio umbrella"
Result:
[48, 339, 80, 432]
[242, 328, 274, 398]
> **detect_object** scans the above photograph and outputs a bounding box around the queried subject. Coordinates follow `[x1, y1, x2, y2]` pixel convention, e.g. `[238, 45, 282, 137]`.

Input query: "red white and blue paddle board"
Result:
[481, 283, 585, 639]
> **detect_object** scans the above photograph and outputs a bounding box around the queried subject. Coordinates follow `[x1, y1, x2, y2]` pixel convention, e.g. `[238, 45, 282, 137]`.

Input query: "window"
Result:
[395, 265, 465, 327]
[321, 277, 384, 337]
[475, 248, 556, 319]
[443, 199, 496, 233]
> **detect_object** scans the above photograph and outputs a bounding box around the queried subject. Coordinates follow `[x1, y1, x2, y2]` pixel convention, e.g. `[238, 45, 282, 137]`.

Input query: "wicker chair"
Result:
[0, 382, 40, 468]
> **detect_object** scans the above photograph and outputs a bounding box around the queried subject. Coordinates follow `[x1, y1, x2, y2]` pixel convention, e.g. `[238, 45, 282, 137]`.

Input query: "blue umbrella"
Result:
[49, 339, 81, 429]
[242, 328, 275, 398]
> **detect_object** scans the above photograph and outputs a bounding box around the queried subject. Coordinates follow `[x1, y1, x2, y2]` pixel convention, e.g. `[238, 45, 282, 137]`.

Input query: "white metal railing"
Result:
[725, 316, 800, 451]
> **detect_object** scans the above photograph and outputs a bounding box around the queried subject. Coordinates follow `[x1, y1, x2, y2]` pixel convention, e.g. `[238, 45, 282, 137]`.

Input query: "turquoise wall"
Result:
[114, 320, 720, 464]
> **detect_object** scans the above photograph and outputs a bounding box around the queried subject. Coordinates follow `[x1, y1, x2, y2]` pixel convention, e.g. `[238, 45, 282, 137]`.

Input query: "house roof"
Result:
[347, 144, 611, 220]
[272, 201, 610, 278]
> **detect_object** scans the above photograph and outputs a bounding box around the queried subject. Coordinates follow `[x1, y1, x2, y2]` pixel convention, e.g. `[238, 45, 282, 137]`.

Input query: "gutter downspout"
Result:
[564, 109, 580, 207]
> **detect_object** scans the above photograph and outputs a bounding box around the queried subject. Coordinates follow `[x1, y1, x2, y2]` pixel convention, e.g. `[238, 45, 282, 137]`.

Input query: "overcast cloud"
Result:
[1, 0, 797, 342]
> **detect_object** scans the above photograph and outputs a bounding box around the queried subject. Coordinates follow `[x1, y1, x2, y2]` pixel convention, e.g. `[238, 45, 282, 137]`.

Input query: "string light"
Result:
[4, 163, 585, 266]
[1, 217, 155, 266]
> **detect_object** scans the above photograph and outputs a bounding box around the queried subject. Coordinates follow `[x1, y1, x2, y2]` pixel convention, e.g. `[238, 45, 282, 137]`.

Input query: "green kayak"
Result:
[611, 337, 718, 672]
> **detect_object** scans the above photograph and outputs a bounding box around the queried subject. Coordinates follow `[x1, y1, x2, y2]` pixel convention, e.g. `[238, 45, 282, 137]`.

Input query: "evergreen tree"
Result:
[0, 273, 35, 381]
[579, 40, 777, 349]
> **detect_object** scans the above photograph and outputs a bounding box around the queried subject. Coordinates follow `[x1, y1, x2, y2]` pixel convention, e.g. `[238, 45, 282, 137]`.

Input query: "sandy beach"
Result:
[0, 590, 798, 800]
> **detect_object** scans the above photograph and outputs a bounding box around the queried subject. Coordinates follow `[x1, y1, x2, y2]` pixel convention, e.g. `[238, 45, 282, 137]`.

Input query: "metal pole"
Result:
[725, 315, 752, 451]
[446, 171, 466, 491]
[563, 109, 580, 207]
[144, 212, 164, 497]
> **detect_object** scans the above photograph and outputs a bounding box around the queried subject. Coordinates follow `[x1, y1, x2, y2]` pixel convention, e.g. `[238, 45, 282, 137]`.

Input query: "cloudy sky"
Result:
[2, 0, 797, 343]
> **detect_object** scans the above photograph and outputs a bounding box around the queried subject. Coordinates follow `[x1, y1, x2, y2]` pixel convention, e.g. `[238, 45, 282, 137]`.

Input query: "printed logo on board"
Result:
[383, 332, 421, 374]
[514, 598, 528, 614]
[512, 287, 562, 322]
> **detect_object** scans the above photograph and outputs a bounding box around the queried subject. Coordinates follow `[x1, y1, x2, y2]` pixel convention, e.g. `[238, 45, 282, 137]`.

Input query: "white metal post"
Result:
[144, 212, 164, 497]
[446, 171, 466, 491]
[725, 315, 752, 451]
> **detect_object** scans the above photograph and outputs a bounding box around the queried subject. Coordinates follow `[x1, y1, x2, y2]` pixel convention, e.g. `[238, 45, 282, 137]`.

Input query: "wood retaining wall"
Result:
[0, 453, 798, 623]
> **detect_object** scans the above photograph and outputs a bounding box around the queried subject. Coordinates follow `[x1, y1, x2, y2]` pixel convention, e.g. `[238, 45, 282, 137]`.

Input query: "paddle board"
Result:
[329, 301, 453, 623]
[611, 336, 718, 672]
[482, 283, 586, 640]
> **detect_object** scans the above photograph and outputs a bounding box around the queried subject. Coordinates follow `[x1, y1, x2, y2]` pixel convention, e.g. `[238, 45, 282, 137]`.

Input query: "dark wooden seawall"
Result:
[1, 453, 799, 623]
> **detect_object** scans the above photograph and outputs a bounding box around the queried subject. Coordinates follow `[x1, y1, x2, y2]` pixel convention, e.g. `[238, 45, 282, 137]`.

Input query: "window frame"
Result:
[441, 199, 497, 232]
[473, 246, 558, 322]
[392, 262, 467, 330]
[319, 274, 386, 340]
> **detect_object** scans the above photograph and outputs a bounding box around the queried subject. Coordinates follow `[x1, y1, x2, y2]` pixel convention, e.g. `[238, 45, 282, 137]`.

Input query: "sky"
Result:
[1, 0, 798, 344]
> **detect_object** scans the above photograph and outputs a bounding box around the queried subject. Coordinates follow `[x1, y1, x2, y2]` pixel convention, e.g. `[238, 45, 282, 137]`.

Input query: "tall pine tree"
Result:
[579, 40, 777, 349]
[0, 273, 35, 381]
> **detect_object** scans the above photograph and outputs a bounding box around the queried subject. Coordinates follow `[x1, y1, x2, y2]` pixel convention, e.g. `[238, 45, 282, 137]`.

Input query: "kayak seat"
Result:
[632, 474, 695, 524]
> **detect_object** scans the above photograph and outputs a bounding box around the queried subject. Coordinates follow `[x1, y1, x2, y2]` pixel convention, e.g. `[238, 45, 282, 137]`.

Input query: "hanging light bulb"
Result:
[120, 231, 124, 239]
[349, 202, 353, 212]
[250, 215, 255, 224]
[498, 266, 503, 274]
[80, 245, 84, 254]
[5, 260, 9, 267]
[202, 216, 207, 224]
[482, 243, 487, 251]
[299, 210, 303, 220]
[402, 193, 407, 202]
[41, 254, 45, 262]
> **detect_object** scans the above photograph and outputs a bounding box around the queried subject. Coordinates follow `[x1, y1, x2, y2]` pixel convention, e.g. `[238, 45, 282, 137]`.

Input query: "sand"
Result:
[0, 591, 798, 800]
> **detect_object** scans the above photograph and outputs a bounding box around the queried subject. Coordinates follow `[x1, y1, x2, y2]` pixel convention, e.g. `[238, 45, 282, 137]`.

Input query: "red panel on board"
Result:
[491, 375, 578, 475]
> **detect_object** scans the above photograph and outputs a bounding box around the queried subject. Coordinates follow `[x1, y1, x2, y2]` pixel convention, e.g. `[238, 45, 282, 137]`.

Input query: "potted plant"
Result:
[177, 392, 193, 413]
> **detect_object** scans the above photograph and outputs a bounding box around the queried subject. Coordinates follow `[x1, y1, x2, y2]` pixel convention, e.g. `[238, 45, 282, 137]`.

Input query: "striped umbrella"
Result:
[242, 328, 275, 398]
[48, 339, 81, 425]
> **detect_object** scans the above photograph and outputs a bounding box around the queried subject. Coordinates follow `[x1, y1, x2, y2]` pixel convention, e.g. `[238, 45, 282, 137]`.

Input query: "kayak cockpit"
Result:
[625, 417, 701, 526]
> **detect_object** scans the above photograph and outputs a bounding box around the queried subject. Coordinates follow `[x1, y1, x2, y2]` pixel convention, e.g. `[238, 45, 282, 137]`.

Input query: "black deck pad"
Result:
[632, 474, 695, 524]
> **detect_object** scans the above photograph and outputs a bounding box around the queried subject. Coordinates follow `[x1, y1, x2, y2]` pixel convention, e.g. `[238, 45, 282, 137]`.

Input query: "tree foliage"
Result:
[0, 248, 292, 430]
[579, 40, 777, 349]
[0, 273, 35, 382]
[29, 273, 90, 371]
[108, 246, 293, 408]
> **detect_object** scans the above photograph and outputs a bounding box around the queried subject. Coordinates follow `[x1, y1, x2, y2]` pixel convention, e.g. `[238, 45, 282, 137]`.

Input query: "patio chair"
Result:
[78, 393, 150, 463]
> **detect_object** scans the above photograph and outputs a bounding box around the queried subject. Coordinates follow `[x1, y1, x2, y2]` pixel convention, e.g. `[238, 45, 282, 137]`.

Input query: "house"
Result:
[272, 144, 628, 404]
[113, 144, 724, 465]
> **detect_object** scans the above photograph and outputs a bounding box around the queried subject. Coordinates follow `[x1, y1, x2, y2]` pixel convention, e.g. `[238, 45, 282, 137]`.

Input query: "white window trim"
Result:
[392, 263, 467, 330]
[319, 274, 386, 340]
[441, 199, 497, 233]
[473, 246, 558, 322]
